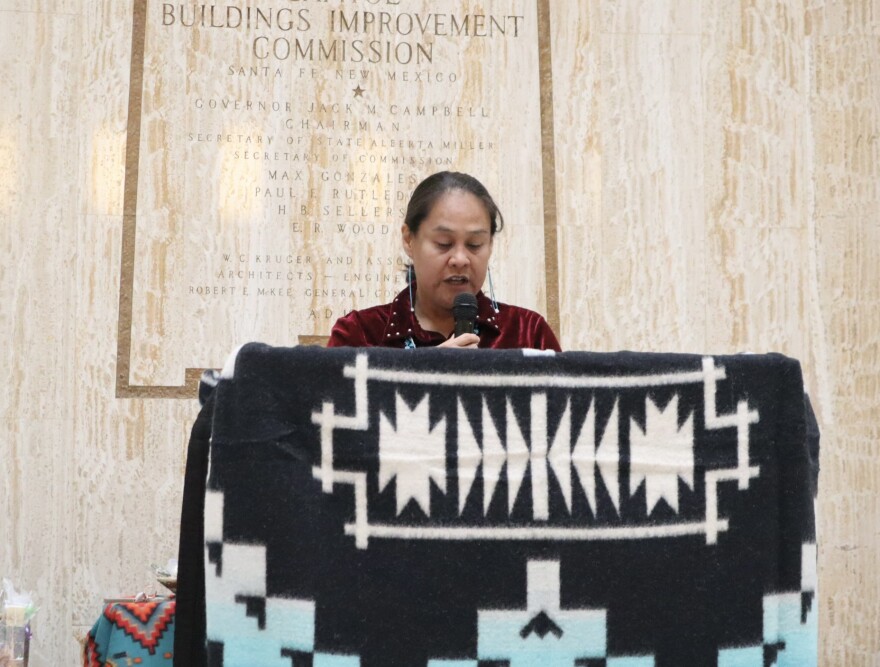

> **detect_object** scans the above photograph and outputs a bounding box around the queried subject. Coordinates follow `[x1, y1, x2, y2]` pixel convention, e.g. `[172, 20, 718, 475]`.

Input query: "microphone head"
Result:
[452, 292, 479, 325]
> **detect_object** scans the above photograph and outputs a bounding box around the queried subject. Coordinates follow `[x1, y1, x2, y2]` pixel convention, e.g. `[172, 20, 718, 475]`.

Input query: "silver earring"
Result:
[407, 264, 415, 312]
[487, 267, 499, 313]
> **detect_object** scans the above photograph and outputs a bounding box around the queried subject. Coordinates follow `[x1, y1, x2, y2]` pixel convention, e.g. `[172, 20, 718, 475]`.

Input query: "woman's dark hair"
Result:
[403, 171, 504, 236]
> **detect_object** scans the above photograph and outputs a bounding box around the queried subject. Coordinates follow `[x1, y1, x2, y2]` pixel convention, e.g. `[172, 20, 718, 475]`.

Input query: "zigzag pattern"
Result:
[103, 600, 176, 655]
[458, 395, 621, 518]
[83, 634, 101, 667]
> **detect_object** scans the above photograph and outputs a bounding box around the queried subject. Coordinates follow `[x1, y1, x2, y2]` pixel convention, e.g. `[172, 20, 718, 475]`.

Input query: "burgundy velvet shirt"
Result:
[327, 286, 561, 351]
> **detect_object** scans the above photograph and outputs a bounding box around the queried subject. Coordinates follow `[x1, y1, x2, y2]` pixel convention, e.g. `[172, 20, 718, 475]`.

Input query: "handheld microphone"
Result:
[452, 292, 479, 337]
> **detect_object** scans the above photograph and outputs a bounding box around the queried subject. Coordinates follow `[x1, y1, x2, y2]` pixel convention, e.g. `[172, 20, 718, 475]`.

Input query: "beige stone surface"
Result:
[0, 0, 877, 665]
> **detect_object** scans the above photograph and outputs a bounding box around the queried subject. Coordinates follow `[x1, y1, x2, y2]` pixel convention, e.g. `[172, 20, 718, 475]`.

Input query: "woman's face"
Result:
[402, 189, 493, 314]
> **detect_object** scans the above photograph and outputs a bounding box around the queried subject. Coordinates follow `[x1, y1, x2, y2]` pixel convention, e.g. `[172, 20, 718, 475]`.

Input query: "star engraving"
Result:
[353, 84, 365, 97]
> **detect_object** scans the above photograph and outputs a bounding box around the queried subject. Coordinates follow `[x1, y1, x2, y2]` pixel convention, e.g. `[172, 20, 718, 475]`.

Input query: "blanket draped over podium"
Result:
[175, 345, 819, 667]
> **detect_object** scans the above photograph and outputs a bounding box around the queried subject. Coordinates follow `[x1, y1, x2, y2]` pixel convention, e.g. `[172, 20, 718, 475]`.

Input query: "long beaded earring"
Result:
[487, 267, 500, 313]
[407, 264, 415, 312]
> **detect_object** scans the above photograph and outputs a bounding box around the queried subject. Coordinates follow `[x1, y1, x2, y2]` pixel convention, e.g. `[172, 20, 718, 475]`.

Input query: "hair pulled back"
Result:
[403, 171, 504, 236]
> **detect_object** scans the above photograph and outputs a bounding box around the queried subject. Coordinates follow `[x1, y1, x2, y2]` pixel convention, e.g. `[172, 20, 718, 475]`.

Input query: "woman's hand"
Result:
[438, 333, 480, 349]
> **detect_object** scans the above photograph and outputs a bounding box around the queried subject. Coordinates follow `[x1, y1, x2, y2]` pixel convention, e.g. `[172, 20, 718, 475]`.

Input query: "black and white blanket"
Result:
[175, 345, 819, 667]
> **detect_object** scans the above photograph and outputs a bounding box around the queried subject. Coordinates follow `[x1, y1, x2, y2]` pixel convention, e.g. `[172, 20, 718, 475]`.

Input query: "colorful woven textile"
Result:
[84, 598, 175, 666]
[178, 345, 819, 667]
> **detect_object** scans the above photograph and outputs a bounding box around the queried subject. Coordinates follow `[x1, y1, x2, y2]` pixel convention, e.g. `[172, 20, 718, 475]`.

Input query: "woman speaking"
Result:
[327, 171, 561, 351]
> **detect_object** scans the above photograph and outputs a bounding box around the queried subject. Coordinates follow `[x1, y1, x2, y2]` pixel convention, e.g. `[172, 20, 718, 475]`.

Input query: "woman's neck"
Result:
[414, 299, 454, 337]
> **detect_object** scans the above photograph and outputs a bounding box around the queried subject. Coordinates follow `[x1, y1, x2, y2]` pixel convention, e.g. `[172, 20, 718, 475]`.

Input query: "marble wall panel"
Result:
[703, 0, 810, 232]
[809, 4, 880, 663]
[813, 0, 880, 36]
[547, 0, 601, 350]
[4, 418, 75, 665]
[812, 36, 880, 220]
[69, 9, 197, 666]
[594, 31, 709, 353]
[600, 0, 705, 35]
[814, 218, 880, 667]
[67, 209, 199, 667]
[0, 0, 80, 14]
[818, 428, 880, 666]
[556, 224, 604, 351]
[1, 0, 880, 665]
[77, 0, 132, 219]
[0, 7, 81, 667]
[554, 2, 713, 355]
[705, 227, 810, 356]
[818, 217, 880, 408]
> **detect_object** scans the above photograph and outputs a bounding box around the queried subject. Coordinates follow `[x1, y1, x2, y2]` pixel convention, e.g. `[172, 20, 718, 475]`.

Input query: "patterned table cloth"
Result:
[176, 345, 819, 667]
[84, 598, 175, 666]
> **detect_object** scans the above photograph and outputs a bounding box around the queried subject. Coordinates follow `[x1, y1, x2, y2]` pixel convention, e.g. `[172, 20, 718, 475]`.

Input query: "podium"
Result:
[175, 345, 819, 667]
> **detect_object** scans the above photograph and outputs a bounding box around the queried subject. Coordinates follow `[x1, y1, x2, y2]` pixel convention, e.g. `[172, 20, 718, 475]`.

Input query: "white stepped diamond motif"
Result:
[629, 394, 694, 514]
[379, 393, 447, 516]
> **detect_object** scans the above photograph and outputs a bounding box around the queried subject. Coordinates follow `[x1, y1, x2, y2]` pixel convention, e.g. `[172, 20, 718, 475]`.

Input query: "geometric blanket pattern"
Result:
[192, 345, 818, 667]
[84, 598, 175, 666]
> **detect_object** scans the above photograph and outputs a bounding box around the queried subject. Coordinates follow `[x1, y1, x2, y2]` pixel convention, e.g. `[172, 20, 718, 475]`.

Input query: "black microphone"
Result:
[452, 292, 479, 337]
